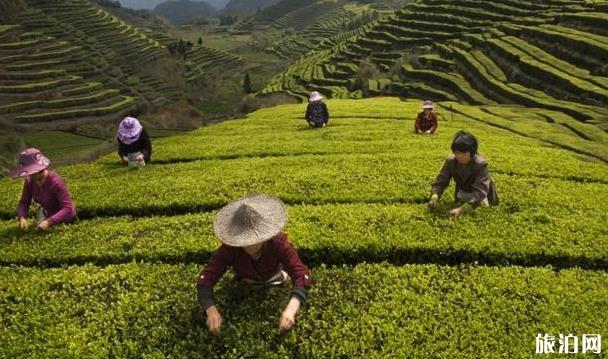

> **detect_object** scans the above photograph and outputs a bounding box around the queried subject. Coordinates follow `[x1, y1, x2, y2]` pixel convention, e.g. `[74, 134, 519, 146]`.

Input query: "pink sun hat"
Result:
[422, 100, 434, 109]
[309, 91, 324, 103]
[117, 117, 143, 144]
[10, 148, 51, 178]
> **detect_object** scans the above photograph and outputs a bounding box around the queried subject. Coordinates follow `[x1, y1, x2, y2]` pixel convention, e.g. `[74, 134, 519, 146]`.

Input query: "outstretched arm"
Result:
[275, 234, 312, 332]
[431, 159, 453, 199]
[197, 245, 233, 335]
[17, 180, 32, 230]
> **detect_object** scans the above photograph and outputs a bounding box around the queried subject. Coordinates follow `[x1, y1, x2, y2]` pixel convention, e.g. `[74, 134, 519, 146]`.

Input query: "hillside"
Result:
[262, 0, 608, 132]
[152, 0, 217, 25]
[0, 0, 242, 131]
[222, 0, 281, 15]
[1, 98, 608, 356]
[121, 0, 229, 10]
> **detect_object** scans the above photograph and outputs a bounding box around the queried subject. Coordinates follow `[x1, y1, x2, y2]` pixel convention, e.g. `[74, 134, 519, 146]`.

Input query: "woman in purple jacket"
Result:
[10, 148, 77, 231]
[197, 194, 312, 335]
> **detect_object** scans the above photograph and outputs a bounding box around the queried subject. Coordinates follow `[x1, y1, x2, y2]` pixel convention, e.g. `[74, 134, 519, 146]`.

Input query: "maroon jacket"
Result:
[197, 232, 312, 309]
[18, 171, 77, 226]
[414, 111, 438, 133]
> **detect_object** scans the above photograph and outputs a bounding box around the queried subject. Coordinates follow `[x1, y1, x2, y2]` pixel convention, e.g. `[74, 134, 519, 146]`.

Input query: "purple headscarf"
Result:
[117, 117, 143, 145]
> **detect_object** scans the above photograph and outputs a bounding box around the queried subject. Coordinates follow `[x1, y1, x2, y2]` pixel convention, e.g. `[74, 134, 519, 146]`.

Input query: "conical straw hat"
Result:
[213, 194, 287, 247]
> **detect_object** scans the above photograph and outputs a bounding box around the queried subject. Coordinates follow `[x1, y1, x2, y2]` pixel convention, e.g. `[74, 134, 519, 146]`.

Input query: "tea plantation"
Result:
[1, 98, 607, 357]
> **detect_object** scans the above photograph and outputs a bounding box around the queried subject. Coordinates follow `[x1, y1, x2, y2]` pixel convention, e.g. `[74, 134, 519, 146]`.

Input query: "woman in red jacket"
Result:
[414, 100, 439, 134]
[197, 194, 312, 335]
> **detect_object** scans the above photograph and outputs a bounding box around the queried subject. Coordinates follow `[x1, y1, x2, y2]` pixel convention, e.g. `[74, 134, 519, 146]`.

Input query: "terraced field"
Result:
[262, 0, 608, 132]
[0, 0, 244, 129]
[0, 24, 138, 127]
[1, 98, 607, 356]
[271, 2, 381, 60]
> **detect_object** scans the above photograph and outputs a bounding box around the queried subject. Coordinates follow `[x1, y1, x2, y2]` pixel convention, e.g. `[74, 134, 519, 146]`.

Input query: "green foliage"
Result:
[109, 66, 123, 78]
[1, 263, 608, 357]
[243, 72, 252, 93]
[126, 75, 140, 86]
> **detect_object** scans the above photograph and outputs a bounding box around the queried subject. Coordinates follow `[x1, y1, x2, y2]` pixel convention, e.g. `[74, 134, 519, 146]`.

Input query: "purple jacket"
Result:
[18, 171, 77, 225]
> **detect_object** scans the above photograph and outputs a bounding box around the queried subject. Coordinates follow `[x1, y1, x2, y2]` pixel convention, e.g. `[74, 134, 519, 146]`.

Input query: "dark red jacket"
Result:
[414, 111, 438, 133]
[197, 232, 312, 309]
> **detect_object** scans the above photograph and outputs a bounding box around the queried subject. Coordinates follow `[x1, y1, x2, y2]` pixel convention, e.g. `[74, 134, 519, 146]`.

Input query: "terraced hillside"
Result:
[270, 1, 392, 60]
[0, 24, 138, 128]
[262, 0, 608, 131]
[230, 0, 397, 35]
[1, 98, 607, 356]
[147, 32, 243, 82]
[0, 0, 244, 130]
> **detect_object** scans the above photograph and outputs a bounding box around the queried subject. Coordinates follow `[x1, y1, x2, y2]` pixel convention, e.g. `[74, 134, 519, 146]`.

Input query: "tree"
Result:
[243, 73, 252, 93]
[198, 36, 203, 46]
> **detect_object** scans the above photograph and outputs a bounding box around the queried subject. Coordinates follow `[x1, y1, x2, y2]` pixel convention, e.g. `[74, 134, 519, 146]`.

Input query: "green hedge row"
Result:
[557, 12, 608, 32]
[90, 97, 607, 169]
[1, 147, 606, 220]
[401, 64, 492, 105]
[0, 89, 120, 114]
[0, 38, 43, 50]
[0, 76, 82, 94]
[451, 46, 608, 121]
[5, 59, 67, 72]
[444, 102, 608, 162]
[0, 46, 79, 64]
[484, 37, 608, 104]
[423, 0, 540, 17]
[418, 54, 455, 70]
[1, 196, 608, 268]
[499, 35, 608, 90]
[398, 7, 492, 28]
[391, 81, 459, 102]
[13, 96, 137, 123]
[1, 262, 607, 358]
[518, 24, 608, 63]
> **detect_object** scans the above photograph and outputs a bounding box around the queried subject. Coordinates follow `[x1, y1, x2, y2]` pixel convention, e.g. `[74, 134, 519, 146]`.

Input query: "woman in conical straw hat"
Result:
[197, 194, 312, 335]
[10, 148, 77, 231]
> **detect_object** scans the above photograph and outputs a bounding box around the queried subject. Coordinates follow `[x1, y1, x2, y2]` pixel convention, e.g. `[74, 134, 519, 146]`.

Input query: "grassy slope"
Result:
[0, 98, 607, 357]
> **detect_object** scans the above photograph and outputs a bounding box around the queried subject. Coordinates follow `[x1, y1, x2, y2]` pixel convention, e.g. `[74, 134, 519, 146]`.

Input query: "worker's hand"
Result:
[428, 194, 439, 208]
[279, 297, 301, 333]
[205, 305, 223, 336]
[36, 220, 50, 231]
[18, 217, 29, 231]
[279, 308, 296, 333]
[449, 206, 465, 217]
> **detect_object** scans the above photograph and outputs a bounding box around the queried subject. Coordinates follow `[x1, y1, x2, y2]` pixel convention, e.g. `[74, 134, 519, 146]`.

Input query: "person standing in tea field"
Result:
[11, 148, 77, 231]
[116, 116, 152, 167]
[197, 194, 312, 335]
[305, 91, 329, 128]
[428, 131, 499, 217]
[414, 100, 439, 134]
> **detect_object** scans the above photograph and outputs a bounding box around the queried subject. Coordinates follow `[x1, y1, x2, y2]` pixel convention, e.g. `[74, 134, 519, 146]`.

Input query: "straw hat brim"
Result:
[213, 194, 287, 247]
